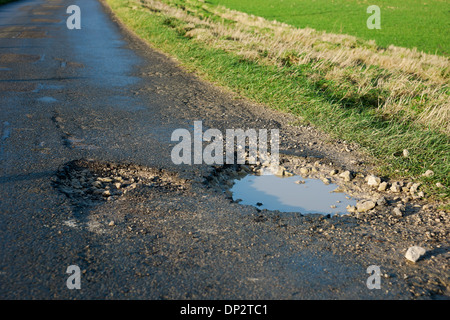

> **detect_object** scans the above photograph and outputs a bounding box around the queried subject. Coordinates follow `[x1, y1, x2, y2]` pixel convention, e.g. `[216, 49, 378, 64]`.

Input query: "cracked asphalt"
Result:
[0, 0, 448, 300]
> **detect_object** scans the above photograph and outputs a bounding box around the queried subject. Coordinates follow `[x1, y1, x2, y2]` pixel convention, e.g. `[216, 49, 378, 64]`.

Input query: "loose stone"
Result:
[405, 246, 426, 263]
[376, 197, 387, 206]
[390, 182, 401, 193]
[393, 207, 403, 217]
[367, 175, 381, 187]
[300, 167, 309, 175]
[403, 149, 409, 157]
[422, 170, 434, 177]
[339, 171, 353, 182]
[410, 183, 421, 194]
[378, 182, 388, 191]
[356, 200, 376, 212]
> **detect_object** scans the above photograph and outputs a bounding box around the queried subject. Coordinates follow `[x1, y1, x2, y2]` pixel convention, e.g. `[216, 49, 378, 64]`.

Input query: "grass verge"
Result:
[105, 0, 449, 208]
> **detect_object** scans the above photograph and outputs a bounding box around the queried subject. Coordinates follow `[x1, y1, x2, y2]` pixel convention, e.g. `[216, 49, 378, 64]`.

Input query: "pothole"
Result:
[207, 164, 357, 216]
[53, 159, 188, 207]
[203, 148, 380, 216]
[230, 167, 357, 215]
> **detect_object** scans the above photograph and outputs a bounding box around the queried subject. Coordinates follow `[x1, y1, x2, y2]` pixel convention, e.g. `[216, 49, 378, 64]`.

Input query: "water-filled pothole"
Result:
[230, 168, 357, 215]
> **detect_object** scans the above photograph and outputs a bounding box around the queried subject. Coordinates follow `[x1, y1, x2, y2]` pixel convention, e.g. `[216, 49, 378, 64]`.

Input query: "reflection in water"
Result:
[230, 171, 357, 215]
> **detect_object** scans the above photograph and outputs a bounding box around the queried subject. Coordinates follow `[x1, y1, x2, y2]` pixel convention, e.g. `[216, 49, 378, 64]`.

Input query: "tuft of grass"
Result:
[105, 0, 449, 206]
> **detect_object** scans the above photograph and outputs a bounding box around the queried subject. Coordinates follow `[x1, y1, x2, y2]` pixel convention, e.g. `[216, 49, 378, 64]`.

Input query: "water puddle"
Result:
[230, 169, 357, 215]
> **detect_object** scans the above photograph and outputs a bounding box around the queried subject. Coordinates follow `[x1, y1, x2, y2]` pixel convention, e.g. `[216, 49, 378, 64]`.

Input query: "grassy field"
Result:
[209, 0, 450, 57]
[106, 0, 449, 207]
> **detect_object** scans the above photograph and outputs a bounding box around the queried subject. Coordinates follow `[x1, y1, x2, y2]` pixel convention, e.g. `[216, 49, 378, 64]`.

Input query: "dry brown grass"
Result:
[136, 0, 450, 134]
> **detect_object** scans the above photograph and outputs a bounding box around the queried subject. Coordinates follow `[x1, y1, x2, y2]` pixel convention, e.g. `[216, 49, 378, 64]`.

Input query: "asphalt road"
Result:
[0, 0, 446, 300]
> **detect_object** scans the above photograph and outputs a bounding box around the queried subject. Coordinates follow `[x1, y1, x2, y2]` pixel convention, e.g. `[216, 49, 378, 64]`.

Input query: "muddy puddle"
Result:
[230, 168, 357, 215]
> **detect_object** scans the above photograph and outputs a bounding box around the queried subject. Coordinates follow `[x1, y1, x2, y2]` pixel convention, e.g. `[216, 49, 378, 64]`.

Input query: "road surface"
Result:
[0, 0, 447, 300]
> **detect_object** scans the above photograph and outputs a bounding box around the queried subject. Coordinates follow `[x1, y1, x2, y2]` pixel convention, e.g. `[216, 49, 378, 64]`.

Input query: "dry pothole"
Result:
[54, 159, 188, 206]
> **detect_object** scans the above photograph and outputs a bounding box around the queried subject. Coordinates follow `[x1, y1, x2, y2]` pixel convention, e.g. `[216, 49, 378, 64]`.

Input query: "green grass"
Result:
[209, 0, 450, 56]
[106, 0, 449, 208]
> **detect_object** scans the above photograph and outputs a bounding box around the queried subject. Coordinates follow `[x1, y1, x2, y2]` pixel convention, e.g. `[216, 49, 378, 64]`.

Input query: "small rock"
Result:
[378, 182, 388, 191]
[346, 205, 357, 213]
[332, 186, 345, 193]
[283, 170, 294, 177]
[322, 178, 331, 185]
[339, 171, 353, 182]
[300, 167, 309, 175]
[330, 205, 336, 209]
[108, 221, 115, 226]
[127, 183, 137, 190]
[356, 200, 376, 212]
[403, 149, 410, 157]
[410, 183, 421, 194]
[376, 197, 387, 206]
[367, 175, 381, 187]
[91, 181, 102, 188]
[422, 170, 434, 177]
[102, 190, 111, 197]
[405, 246, 426, 263]
[113, 182, 121, 189]
[295, 180, 305, 184]
[329, 169, 338, 176]
[390, 182, 401, 193]
[392, 207, 403, 217]
[436, 182, 444, 188]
